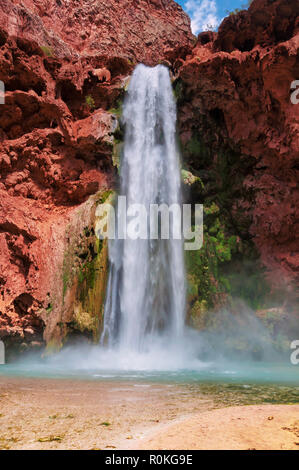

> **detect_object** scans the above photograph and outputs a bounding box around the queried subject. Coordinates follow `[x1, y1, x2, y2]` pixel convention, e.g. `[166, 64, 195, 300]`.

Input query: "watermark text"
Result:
[290, 80, 299, 105]
[95, 197, 203, 251]
[290, 340, 299, 365]
[0, 80, 5, 104]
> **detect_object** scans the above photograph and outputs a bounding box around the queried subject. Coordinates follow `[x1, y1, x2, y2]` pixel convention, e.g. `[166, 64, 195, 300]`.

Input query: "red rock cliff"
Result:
[0, 0, 193, 354]
[175, 0, 299, 296]
[0, 0, 193, 63]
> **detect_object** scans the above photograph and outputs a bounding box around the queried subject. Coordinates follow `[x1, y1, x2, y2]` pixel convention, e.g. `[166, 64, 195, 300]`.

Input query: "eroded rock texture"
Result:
[0, 0, 193, 63]
[0, 0, 193, 354]
[175, 0, 299, 298]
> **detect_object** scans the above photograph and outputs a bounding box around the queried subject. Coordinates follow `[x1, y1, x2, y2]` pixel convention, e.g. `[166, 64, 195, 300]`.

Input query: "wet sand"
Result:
[0, 376, 214, 450]
[0, 376, 298, 450]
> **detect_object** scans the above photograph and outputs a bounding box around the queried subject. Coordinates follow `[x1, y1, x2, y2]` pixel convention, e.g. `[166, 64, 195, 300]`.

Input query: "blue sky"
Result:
[176, 0, 249, 34]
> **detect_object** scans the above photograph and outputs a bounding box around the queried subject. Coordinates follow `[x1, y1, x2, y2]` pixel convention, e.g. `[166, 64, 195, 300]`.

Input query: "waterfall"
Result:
[101, 64, 186, 353]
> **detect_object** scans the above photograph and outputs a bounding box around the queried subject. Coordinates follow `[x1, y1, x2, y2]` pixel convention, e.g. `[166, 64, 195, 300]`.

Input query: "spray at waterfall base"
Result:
[91, 64, 296, 369]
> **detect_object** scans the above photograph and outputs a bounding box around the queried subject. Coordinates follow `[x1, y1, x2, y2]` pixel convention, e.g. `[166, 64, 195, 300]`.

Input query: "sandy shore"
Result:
[129, 404, 299, 450]
[0, 376, 298, 450]
[0, 376, 214, 450]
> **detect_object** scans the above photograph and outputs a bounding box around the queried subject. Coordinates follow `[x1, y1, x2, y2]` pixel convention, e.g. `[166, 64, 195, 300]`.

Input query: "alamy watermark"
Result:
[95, 196, 203, 251]
[290, 80, 299, 105]
[290, 340, 299, 365]
[0, 340, 5, 365]
[0, 80, 5, 104]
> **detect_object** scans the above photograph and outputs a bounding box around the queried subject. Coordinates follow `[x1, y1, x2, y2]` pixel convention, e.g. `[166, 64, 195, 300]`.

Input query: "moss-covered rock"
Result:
[185, 201, 238, 326]
[42, 190, 114, 349]
[181, 132, 272, 330]
[181, 169, 204, 188]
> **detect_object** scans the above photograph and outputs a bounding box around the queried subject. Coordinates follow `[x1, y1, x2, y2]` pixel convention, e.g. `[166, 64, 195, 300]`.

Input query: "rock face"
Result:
[175, 0, 299, 304]
[214, 0, 299, 52]
[0, 0, 193, 354]
[0, 0, 193, 63]
[0, 31, 123, 353]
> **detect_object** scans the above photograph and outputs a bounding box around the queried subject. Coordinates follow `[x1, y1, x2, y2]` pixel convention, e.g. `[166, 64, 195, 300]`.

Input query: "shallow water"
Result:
[1, 362, 298, 411]
[1, 359, 298, 387]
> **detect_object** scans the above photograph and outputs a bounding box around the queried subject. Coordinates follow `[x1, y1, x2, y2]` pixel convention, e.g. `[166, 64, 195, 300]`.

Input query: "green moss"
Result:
[59, 191, 112, 343]
[181, 169, 204, 188]
[109, 107, 124, 170]
[40, 45, 54, 57]
[112, 142, 123, 169]
[62, 251, 72, 300]
[95, 190, 113, 205]
[182, 133, 212, 170]
[109, 107, 121, 116]
[107, 94, 125, 170]
[186, 135, 203, 156]
[85, 95, 95, 109]
[127, 58, 136, 67]
[72, 309, 99, 336]
[187, 233, 227, 307]
[72, 236, 108, 340]
[44, 338, 62, 356]
[173, 79, 186, 103]
[46, 303, 53, 314]
[186, 196, 272, 329]
[182, 131, 268, 315]
[108, 98, 123, 117]
[77, 249, 101, 302]
[186, 201, 240, 328]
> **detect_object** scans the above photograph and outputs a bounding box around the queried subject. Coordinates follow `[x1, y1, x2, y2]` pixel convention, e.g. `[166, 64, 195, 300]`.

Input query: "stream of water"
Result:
[101, 64, 186, 352]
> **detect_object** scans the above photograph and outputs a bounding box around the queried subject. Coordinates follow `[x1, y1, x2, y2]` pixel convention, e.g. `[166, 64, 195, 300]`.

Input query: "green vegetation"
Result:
[127, 58, 136, 67]
[96, 190, 113, 205]
[60, 191, 113, 343]
[46, 303, 53, 314]
[198, 383, 299, 407]
[109, 99, 125, 169]
[182, 130, 273, 328]
[44, 338, 62, 355]
[183, 133, 211, 168]
[181, 169, 204, 188]
[226, 0, 253, 16]
[112, 141, 123, 169]
[40, 45, 54, 57]
[108, 98, 123, 117]
[173, 79, 184, 102]
[186, 202, 238, 320]
[85, 94, 95, 110]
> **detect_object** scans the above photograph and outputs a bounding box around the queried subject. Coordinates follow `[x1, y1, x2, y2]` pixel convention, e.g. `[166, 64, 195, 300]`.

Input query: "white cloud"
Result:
[185, 0, 219, 35]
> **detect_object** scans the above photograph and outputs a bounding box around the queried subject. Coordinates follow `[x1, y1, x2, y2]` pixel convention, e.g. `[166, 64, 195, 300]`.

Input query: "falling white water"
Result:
[101, 64, 186, 353]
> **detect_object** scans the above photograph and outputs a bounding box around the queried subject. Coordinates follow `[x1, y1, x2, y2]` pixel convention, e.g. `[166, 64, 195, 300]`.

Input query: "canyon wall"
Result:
[0, 0, 193, 355]
[173, 0, 299, 335]
[0, 0, 193, 63]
